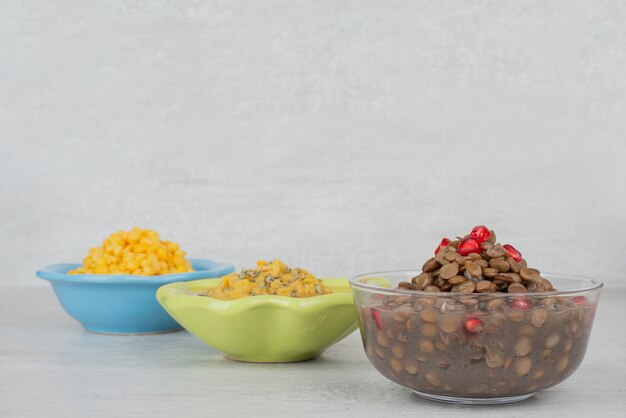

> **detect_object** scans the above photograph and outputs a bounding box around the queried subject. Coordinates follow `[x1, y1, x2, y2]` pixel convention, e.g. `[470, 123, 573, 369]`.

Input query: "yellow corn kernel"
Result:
[133, 243, 148, 253]
[156, 247, 167, 261]
[173, 255, 185, 267]
[95, 265, 109, 274]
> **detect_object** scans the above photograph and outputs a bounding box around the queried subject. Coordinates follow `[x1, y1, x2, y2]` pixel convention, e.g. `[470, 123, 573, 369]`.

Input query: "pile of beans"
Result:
[398, 227, 555, 294]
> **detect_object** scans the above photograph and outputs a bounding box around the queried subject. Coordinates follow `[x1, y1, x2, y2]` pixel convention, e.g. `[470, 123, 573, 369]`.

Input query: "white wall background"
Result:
[1, 0, 625, 287]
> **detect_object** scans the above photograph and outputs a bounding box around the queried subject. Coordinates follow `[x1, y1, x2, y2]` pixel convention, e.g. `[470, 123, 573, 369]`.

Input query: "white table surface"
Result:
[1, 286, 624, 418]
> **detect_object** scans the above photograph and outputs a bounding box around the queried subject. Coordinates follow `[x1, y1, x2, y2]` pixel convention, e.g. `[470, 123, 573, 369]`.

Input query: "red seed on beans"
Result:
[469, 225, 491, 243]
[435, 238, 451, 255]
[503, 244, 522, 262]
[458, 237, 482, 256]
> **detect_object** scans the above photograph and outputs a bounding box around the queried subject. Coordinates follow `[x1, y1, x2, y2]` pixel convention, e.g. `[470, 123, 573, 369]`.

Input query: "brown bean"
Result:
[398, 281, 411, 289]
[418, 339, 435, 353]
[508, 282, 527, 293]
[533, 370, 545, 380]
[474, 259, 489, 268]
[439, 316, 459, 333]
[491, 259, 511, 273]
[435, 252, 450, 265]
[486, 299, 504, 310]
[440, 282, 453, 291]
[520, 267, 542, 282]
[376, 331, 390, 347]
[424, 285, 441, 293]
[458, 281, 476, 293]
[541, 297, 556, 309]
[459, 297, 478, 306]
[563, 338, 573, 353]
[392, 344, 405, 359]
[507, 309, 525, 322]
[495, 273, 522, 283]
[455, 256, 468, 264]
[545, 333, 560, 348]
[375, 346, 386, 359]
[448, 275, 466, 285]
[439, 263, 459, 280]
[476, 280, 495, 293]
[404, 359, 418, 374]
[465, 261, 482, 278]
[421, 323, 438, 337]
[514, 357, 532, 376]
[486, 245, 507, 258]
[557, 355, 569, 373]
[420, 308, 437, 323]
[508, 259, 523, 273]
[390, 356, 403, 373]
[417, 297, 436, 306]
[514, 337, 532, 356]
[482, 267, 498, 278]
[395, 304, 413, 318]
[444, 251, 460, 262]
[422, 258, 440, 273]
[412, 273, 432, 290]
[425, 371, 440, 386]
[542, 278, 555, 291]
[487, 230, 496, 244]
[531, 308, 548, 327]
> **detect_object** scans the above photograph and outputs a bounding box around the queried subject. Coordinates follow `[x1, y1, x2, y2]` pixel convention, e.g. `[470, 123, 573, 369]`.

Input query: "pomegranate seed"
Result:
[371, 308, 384, 330]
[463, 316, 483, 334]
[469, 225, 491, 243]
[458, 237, 481, 256]
[503, 244, 522, 262]
[434, 238, 451, 255]
[510, 298, 532, 311]
[573, 296, 588, 306]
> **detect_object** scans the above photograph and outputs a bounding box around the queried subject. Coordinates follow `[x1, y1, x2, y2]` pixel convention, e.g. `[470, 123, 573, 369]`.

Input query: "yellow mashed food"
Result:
[68, 227, 193, 276]
[207, 259, 332, 299]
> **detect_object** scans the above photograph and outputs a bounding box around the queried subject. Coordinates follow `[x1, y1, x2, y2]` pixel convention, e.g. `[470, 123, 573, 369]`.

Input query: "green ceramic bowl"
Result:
[156, 278, 358, 362]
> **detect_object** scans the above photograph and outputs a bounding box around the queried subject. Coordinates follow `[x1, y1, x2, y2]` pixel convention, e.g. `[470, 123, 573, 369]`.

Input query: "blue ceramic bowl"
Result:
[36, 258, 235, 334]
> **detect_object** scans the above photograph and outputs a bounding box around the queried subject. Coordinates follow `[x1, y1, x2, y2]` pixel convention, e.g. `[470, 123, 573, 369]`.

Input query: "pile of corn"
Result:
[69, 227, 193, 276]
[207, 259, 332, 299]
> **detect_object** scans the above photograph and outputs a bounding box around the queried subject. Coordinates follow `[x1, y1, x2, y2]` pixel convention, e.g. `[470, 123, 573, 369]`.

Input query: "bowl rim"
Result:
[36, 258, 235, 285]
[350, 269, 603, 298]
[156, 277, 354, 311]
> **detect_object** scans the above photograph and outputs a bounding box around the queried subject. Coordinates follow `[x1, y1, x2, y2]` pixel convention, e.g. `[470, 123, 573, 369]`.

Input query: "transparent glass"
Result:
[350, 271, 602, 404]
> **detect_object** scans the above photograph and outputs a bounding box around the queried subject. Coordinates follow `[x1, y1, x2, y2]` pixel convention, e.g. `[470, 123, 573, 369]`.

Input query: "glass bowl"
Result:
[350, 271, 602, 404]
